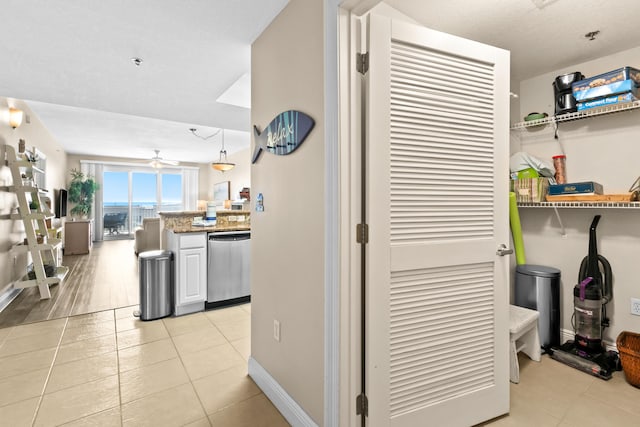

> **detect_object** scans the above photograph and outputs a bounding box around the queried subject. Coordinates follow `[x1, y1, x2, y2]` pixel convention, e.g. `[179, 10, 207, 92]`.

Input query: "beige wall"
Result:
[0, 98, 67, 295]
[251, 0, 325, 424]
[512, 47, 640, 342]
[204, 147, 251, 201]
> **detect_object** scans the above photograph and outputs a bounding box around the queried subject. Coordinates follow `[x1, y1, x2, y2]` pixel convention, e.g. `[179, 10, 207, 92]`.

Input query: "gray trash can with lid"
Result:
[138, 250, 173, 321]
[514, 264, 561, 348]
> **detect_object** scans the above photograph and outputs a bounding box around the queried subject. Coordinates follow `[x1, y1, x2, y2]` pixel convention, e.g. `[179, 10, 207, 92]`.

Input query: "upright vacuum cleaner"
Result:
[549, 215, 621, 379]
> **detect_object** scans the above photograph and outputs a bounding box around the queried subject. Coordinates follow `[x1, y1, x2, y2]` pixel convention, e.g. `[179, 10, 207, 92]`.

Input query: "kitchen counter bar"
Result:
[171, 225, 251, 233]
[158, 209, 251, 234]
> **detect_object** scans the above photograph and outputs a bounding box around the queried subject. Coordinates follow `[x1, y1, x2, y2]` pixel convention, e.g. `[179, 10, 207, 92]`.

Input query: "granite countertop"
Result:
[158, 210, 205, 217]
[171, 225, 251, 233]
[160, 209, 250, 233]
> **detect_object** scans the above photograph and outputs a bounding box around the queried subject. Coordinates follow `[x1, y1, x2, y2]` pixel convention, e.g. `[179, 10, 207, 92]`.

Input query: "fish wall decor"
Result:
[252, 110, 315, 164]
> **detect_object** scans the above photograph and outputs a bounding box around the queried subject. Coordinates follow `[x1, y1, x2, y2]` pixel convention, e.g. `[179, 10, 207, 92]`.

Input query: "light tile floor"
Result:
[0, 303, 288, 427]
[484, 353, 640, 427]
[1, 303, 639, 426]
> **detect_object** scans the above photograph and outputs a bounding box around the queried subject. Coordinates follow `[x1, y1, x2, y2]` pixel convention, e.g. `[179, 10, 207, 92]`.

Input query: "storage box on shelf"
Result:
[510, 178, 549, 203]
[571, 66, 640, 101]
[1, 144, 68, 299]
[578, 92, 638, 112]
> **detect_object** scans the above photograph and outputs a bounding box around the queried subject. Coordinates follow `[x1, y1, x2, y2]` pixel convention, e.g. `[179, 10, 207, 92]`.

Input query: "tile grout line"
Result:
[29, 316, 70, 427]
[45, 254, 84, 321]
[164, 317, 213, 427]
[200, 310, 256, 421]
[115, 308, 125, 427]
[43, 309, 122, 426]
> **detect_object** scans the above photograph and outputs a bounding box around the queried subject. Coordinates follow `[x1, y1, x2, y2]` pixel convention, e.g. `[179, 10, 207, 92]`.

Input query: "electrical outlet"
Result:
[631, 298, 640, 316]
[273, 320, 281, 342]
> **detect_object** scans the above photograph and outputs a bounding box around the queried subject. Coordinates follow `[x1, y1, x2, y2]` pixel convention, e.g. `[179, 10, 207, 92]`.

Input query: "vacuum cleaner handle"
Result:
[578, 254, 613, 303]
[587, 215, 601, 279]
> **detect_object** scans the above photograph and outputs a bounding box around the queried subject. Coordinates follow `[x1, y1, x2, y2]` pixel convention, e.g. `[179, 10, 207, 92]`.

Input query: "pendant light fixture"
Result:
[211, 129, 235, 172]
[9, 107, 24, 129]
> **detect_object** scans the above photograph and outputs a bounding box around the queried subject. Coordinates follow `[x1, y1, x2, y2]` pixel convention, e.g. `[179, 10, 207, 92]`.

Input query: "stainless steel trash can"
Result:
[139, 250, 173, 321]
[514, 264, 561, 348]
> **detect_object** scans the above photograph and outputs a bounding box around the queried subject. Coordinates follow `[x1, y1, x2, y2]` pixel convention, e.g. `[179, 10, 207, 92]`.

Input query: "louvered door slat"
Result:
[386, 34, 498, 419]
[365, 14, 508, 426]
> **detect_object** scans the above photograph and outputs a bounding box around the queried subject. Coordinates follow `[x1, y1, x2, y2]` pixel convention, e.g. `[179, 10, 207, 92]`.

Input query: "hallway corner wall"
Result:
[250, 0, 326, 424]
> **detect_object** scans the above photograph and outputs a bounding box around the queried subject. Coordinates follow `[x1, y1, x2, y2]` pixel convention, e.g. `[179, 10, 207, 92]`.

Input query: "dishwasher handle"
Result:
[209, 233, 250, 242]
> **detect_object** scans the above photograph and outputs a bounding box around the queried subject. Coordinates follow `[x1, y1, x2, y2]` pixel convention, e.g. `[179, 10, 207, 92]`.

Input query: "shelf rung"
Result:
[13, 238, 63, 253]
[16, 266, 69, 290]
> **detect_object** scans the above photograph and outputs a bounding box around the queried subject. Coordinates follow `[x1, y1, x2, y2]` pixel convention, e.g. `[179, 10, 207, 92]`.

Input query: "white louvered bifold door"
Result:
[365, 13, 510, 427]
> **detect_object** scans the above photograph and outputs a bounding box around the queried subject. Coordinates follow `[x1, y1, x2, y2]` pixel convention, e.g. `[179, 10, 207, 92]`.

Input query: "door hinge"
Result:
[356, 52, 369, 74]
[356, 223, 369, 244]
[356, 393, 368, 416]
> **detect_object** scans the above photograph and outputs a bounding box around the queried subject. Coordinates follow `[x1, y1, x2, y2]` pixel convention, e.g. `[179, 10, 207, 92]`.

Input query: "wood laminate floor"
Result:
[0, 239, 139, 329]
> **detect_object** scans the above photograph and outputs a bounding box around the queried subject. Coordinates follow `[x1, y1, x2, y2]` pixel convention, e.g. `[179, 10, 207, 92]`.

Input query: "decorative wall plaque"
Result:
[252, 110, 315, 163]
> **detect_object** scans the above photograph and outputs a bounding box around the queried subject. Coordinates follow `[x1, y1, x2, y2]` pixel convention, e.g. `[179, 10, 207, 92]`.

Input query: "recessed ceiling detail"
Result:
[585, 30, 600, 41]
[216, 73, 251, 109]
[530, 0, 561, 9]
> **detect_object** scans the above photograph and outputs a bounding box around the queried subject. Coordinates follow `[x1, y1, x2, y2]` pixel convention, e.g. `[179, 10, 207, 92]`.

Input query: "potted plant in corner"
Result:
[68, 169, 98, 219]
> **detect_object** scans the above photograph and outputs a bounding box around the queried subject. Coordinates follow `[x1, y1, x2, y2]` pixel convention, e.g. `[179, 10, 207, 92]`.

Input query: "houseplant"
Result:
[68, 169, 98, 218]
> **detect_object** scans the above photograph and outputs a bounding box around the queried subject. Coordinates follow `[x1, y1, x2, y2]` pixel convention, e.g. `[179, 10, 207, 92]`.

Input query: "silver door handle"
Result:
[496, 244, 513, 256]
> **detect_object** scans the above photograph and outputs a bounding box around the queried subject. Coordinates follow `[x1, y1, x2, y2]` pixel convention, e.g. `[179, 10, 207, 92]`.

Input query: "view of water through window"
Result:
[103, 170, 182, 237]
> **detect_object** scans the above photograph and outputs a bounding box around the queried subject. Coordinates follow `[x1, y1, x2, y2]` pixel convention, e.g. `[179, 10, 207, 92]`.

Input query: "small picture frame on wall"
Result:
[214, 181, 231, 201]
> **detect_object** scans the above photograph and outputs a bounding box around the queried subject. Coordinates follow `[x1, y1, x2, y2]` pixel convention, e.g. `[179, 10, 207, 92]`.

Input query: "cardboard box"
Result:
[572, 66, 640, 98]
[548, 181, 603, 196]
[577, 92, 638, 111]
[573, 78, 637, 102]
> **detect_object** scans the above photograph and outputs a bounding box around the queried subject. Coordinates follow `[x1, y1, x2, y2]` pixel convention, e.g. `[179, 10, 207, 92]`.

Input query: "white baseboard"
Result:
[248, 357, 318, 427]
[0, 287, 21, 313]
[560, 328, 618, 352]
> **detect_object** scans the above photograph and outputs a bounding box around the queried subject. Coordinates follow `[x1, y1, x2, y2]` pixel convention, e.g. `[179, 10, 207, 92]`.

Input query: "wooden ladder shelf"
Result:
[1, 144, 68, 299]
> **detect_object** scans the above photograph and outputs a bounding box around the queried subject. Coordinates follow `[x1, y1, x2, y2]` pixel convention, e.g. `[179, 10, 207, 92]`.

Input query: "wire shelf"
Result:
[511, 100, 640, 129]
[518, 201, 640, 209]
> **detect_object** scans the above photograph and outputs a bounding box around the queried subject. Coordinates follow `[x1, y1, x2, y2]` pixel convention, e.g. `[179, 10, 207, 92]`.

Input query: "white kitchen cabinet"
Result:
[164, 230, 206, 316]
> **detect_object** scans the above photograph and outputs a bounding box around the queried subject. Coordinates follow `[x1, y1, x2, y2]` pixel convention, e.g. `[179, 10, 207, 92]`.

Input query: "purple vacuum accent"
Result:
[579, 277, 593, 301]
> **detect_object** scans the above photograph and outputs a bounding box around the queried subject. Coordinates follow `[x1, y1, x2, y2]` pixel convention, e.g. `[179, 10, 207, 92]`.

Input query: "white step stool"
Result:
[509, 305, 541, 383]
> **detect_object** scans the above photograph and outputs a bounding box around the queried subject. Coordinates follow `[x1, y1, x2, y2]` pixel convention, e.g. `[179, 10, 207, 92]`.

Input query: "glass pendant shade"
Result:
[211, 130, 235, 172]
[9, 108, 23, 129]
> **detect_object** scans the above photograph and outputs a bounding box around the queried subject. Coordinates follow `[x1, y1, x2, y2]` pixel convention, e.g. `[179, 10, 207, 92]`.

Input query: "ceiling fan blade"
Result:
[147, 150, 179, 167]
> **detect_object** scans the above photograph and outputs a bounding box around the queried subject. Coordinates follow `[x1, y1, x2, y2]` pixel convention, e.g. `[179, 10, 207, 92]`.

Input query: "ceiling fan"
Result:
[148, 149, 179, 168]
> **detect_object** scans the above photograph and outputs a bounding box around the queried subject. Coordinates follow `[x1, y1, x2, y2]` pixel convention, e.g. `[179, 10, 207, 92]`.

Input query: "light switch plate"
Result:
[273, 319, 281, 342]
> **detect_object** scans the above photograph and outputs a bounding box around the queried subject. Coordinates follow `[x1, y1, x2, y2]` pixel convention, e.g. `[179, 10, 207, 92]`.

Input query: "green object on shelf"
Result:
[524, 112, 548, 121]
[509, 192, 526, 265]
[517, 167, 539, 179]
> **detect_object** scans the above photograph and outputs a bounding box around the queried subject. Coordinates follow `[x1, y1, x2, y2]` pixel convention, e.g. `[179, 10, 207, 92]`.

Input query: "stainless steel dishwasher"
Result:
[206, 231, 250, 308]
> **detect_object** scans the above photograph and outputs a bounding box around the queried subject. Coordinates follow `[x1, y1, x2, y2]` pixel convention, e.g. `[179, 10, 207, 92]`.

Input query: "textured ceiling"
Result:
[385, 0, 640, 82]
[0, 0, 288, 162]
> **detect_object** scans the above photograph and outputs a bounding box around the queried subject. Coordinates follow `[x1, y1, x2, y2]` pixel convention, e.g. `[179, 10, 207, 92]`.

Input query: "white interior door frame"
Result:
[338, 4, 369, 427]
[337, 3, 511, 426]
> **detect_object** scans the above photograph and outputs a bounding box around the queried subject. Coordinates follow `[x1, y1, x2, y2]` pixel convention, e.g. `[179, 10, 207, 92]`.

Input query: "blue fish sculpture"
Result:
[252, 110, 315, 163]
